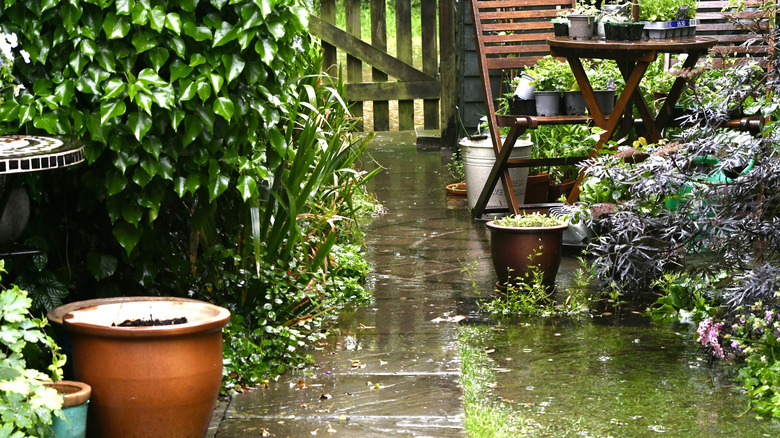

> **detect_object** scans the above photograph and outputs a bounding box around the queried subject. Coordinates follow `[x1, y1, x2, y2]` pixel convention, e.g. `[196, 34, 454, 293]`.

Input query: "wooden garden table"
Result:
[546, 36, 718, 203]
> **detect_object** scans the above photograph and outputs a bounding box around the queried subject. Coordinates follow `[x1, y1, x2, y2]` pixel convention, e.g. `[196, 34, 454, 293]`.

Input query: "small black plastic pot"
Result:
[627, 23, 645, 40]
[553, 22, 569, 37]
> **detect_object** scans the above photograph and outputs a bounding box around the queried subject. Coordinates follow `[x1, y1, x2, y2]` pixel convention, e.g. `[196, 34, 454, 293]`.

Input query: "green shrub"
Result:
[0, 264, 66, 436]
[0, 0, 376, 388]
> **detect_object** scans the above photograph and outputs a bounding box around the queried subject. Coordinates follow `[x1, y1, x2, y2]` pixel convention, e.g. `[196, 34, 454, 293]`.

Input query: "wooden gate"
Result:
[310, 0, 456, 138]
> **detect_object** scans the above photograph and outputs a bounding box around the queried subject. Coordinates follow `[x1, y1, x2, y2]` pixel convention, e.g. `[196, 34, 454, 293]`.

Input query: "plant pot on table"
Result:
[54, 297, 230, 438]
[567, 14, 595, 39]
[553, 21, 569, 36]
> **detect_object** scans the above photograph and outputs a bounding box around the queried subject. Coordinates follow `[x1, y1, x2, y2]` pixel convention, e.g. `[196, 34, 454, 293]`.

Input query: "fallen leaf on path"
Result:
[261, 428, 271, 437]
[319, 393, 332, 401]
[310, 429, 318, 436]
[327, 424, 337, 433]
[484, 347, 495, 354]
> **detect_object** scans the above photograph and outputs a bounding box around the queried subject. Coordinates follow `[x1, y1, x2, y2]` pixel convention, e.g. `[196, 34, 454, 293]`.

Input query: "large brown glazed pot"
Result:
[59, 297, 230, 438]
[486, 221, 568, 287]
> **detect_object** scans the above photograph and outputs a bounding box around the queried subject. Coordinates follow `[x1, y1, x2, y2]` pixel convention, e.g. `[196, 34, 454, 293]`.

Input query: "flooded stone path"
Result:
[215, 131, 482, 436]
[213, 132, 780, 437]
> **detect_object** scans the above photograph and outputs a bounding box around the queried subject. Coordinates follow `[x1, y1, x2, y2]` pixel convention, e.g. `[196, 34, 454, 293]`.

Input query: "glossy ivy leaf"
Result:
[179, 0, 199, 12]
[128, 111, 152, 142]
[115, 0, 133, 15]
[221, 53, 245, 84]
[87, 252, 118, 281]
[197, 79, 212, 102]
[170, 35, 186, 58]
[178, 79, 197, 101]
[113, 221, 142, 256]
[169, 59, 193, 83]
[100, 100, 126, 125]
[165, 12, 182, 35]
[102, 78, 126, 100]
[183, 116, 203, 147]
[236, 174, 257, 201]
[208, 172, 230, 202]
[196, 105, 216, 132]
[103, 12, 131, 39]
[132, 166, 152, 188]
[183, 22, 212, 41]
[132, 31, 158, 54]
[170, 108, 185, 130]
[255, 38, 277, 66]
[95, 50, 117, 73]
[214, 97, 234, 122]
[147, 47, 170, 71]
[61, 3, 84, 35]
[105, 170, 128, 196]
[149, 6, 166, 32]
[113, 149, 139, 173]
[213, 21, 237, 47]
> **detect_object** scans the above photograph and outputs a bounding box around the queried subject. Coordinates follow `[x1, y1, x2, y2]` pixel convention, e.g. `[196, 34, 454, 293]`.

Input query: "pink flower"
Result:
[697, 318, 725, 360]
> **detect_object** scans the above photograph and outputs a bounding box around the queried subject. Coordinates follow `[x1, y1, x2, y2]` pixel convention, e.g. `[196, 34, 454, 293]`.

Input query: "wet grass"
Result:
[459, 319, 780, 437]
[460, 325, 530, 437]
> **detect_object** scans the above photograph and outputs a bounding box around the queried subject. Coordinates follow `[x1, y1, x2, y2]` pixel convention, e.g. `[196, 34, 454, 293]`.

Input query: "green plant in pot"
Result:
[638, 0, 697, 22]
[531, 124, 602, 201]
[528, 56, 575, 116]
[0, 264, 68, 437]
[486, 212, 569, 287]
[565, 0, 601, 39]
[587, 59, 624, 114]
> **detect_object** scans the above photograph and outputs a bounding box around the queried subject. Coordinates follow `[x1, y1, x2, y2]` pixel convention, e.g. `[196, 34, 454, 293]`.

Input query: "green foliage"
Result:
[492, 212, 566, 228]
[0, 263, 66, 437]
[647, 272, 716, 322]
[726, 301, 780, 418]
[587, 60, 624, 93]
[638, 0, 697, 21]
[0, 0, 318, 290]
[527, 56, 575, 92]
[0, 0, 377, 389]
[529, 124, 603, 183]
[463, 258, 592, 318]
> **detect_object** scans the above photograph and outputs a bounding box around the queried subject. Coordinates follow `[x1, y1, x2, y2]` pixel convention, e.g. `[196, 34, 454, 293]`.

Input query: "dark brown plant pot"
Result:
[487, 221, 568, 287]
[524, 172, 550, 204]
[60, 297, 230, 438]
[547, 180, 576, 202]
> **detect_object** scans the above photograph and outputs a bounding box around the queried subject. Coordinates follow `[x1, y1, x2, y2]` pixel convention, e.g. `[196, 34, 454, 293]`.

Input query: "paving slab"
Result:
[217, 133, 472, 437]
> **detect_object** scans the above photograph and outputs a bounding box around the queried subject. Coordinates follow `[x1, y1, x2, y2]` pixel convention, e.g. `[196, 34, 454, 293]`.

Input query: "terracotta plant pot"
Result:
[548, 180, 576, 202]
[524, 172, 550, 204]
[486, 221, 568, 286]
[58, 297, 230, 438]
[446, 182, 467, 196]
[43, 380, 91, 438]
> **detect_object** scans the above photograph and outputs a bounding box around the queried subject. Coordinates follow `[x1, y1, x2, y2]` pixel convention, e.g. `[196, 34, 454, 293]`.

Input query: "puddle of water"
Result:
[463, 318, 780, 437]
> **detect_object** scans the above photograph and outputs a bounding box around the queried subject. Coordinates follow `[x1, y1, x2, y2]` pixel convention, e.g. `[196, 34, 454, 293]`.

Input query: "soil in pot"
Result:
[112, 316, 188, 327]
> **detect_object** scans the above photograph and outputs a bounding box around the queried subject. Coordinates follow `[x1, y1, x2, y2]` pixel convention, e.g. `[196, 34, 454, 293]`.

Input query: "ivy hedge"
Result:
[0, 0, 376, 388]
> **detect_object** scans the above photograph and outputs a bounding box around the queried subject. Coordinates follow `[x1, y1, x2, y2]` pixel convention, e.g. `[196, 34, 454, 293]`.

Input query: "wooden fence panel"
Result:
[311, 0, 450, 135]
[421, 0, 440, 130]
[371, 0, 390, 131]
[346, 0, 363, 130]
[396, 0, 414, 131]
